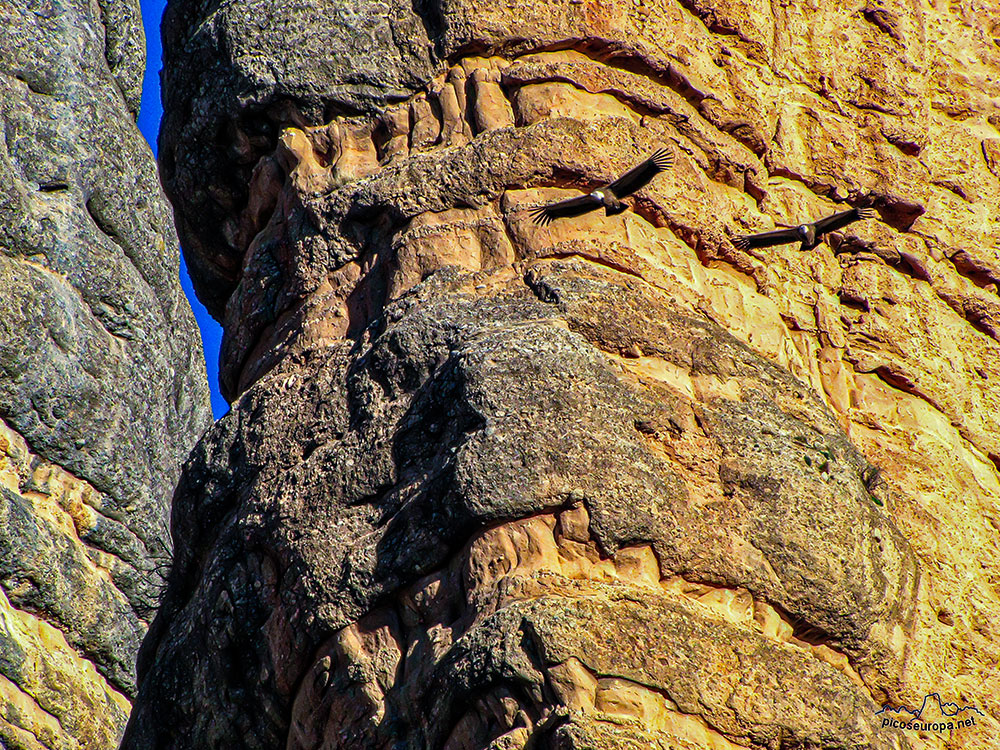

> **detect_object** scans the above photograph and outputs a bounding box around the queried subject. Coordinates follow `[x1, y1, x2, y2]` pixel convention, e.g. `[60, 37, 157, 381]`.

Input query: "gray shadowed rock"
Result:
[158, 0, 440, 317]
[123, 264, 916, 749]
[126, 0, 951, 745]
[0, 0, 211, 737]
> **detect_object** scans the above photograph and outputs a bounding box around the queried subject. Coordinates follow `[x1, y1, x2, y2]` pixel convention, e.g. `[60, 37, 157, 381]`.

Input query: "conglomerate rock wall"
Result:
[127, 0, 999, 748]
[0, 0, 212, 747]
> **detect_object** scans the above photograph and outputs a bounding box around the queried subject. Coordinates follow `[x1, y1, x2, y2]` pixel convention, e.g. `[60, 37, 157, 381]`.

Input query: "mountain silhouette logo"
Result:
[876, 693, 984, 733]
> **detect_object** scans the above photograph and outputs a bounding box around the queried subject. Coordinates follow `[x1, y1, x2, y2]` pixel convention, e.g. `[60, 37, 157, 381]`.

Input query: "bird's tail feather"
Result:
[649, 148, 674, 171]
[528, 205, 553, 226]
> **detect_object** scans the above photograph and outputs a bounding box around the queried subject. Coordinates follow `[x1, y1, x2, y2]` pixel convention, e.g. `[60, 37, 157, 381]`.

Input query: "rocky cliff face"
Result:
[0, 0, 212, 746]
[127, 0, 999, 748]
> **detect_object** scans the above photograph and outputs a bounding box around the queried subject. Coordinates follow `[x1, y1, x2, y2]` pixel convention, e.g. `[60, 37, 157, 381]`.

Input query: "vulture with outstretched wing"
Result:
[529, 149, 673, 225]
[733, 207, 878, 251]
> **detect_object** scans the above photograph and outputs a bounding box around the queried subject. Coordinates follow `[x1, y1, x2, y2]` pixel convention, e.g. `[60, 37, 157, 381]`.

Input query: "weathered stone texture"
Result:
[0, 420, 134, 749]
[132, 0, 999, 747]
[128, 265, 917, 749]
[158, 0, 440, 316]
[0, 0, 212, 746]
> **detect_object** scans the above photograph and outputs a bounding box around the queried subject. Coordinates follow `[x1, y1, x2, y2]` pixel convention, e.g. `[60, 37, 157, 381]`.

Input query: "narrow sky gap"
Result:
[138, 0, 228, 419]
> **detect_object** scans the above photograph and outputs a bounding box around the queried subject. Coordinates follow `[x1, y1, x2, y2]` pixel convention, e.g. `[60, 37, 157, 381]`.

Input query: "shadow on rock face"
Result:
[128, 0, 1000, 744]
[126, 262, 918, 749]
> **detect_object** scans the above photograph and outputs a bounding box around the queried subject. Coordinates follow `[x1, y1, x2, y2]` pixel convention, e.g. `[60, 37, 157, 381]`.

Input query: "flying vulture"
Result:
[529, 149, 673, 225]
[733, 207, 877, 251]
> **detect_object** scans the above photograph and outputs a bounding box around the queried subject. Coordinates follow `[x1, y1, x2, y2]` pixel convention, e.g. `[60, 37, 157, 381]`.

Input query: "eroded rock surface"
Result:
[132, 0, 1000, 747]
[128, 264, 917, 749]
[0, 0, 212, 746]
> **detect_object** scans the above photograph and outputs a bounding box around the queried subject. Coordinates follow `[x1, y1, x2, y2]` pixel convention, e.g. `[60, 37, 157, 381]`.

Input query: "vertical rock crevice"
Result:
[0, 0, 212, 746]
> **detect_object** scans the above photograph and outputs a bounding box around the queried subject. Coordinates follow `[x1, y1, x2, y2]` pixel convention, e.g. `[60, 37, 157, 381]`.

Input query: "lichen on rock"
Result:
[0, 0, 212, 746]
[129, 0, 1000, 747]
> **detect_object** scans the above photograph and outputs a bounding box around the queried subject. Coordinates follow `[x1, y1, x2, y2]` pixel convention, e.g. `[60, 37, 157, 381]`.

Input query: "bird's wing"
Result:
[528, 194, 602, 225]
[813, 207, 877, 234]
[606, 148, 674, 198]
[732, 227, 801, 250]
